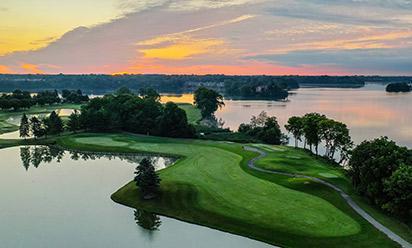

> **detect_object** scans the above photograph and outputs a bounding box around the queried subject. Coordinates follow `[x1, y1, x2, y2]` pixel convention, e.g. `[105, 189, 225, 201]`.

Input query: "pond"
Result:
[162, 83, 412, 148]
[0, 146, 272, 248]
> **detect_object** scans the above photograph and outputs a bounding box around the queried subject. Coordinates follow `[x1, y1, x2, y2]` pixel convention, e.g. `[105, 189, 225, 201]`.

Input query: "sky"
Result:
[0, 0, 411, 75]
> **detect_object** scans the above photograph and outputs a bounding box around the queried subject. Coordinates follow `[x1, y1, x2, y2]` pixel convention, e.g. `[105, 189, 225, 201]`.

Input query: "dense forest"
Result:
[0, 74, 378, 95]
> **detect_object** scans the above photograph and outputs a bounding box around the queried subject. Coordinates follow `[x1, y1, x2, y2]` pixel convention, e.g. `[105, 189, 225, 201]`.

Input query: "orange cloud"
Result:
[21, 63, 44, 74]
[0, 65, 13, 74]
[140, 38, 225, 60]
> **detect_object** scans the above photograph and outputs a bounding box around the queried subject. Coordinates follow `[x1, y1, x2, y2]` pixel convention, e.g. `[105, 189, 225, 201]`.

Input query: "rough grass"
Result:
[252, 144, 412, 244]
[56, 133, 399, 248]
[177, 103, 202, 124]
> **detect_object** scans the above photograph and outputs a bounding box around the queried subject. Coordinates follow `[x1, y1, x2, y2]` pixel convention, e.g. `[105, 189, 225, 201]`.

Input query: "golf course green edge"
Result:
[54, 133, 404, 248]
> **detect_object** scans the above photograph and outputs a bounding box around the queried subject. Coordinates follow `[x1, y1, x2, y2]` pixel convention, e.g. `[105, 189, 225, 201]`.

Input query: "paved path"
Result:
[244, 146, 412, 248]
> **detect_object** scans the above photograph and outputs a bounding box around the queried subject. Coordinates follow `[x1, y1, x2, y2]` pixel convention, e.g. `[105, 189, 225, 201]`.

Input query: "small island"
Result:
[386, 82, 412, 93]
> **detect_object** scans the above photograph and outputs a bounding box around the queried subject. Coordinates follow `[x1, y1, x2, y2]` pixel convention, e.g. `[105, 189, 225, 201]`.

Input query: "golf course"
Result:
[54, 132, 411, 248]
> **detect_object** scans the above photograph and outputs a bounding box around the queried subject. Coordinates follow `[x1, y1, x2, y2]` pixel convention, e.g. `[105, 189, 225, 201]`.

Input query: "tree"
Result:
[19, 114, 30, 139]
[285, 116, 303, 147]
[349, 137, 411, 209]
[30, 116, 44, 138]
[156, 102, 195, 138]
[258, 116, 283, 145]
[134, 158, 161, 199]
[139, 88, 161, 102]
[67, 110, 81, 132]
[194, 87, 224, 118]
[238, 112, 285, 145]
[383, 164, 412, 218]
[302, 113, 326, 154]
[43, 111, 64, 135]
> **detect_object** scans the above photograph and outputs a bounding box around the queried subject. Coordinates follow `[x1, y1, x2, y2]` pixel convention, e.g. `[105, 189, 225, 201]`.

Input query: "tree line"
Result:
[19, 111, 64, 139]
[385, 82, 411, 93]
[0, 89, 89, 111]
[285, 113, 352, 163]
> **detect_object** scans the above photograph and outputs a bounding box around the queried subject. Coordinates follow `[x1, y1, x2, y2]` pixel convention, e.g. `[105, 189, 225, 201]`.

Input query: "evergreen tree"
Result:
[44, 111, 64, 135]
[19, 113, 30, 139]
[134, 158, 161, 199]
[30, 116, 44, 138]
[67, 110, 81, 132]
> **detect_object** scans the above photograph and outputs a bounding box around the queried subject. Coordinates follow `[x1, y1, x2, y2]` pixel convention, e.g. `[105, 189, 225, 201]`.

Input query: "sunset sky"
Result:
[1, 0, 412, 75]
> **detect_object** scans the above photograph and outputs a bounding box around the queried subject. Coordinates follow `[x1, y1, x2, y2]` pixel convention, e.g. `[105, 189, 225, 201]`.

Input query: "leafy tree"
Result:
[30, 116, 44, 138]
[285, 116, 303, 147]
[349, 137, 411, 209]
[383, 164, 412, 218]
[238, 111, 285, 145]
[19, 114, 30, 139]
[194, 87, 224, 118]
[134, 158, 161, 199]
[43, 111, 64, 135]
[302, 113, 326, 154]
[139, 88, 161, 102]
[156, 102, 195, 138]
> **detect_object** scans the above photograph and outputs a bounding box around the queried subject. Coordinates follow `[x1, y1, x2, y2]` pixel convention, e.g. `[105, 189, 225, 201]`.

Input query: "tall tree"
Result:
[19, 113, 30, 139]
[134, 158, 161, 199]
[67, 110, 81, 133]
[44, 111, 64, 135]
[285, 116, 303, 147]
[302, 113, 326, 154]
[30, 116, 44, 139]
[156, 102, 195, 138]
[194, 87, 224, 118]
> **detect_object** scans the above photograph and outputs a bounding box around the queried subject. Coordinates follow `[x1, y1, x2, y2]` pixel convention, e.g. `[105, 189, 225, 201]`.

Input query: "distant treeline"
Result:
[0, 89, 89, 110]
[386, 82, 411, 93]
[0, 74, 380, 95]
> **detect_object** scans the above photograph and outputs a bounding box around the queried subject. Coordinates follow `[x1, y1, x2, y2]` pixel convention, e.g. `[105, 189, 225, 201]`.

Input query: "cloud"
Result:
[0, 7, 8, 12]
[21, 63, 44, 74]
[0, 0, 412, 75]
[0, 65, 13, 73]
[248, 48, 412, 74]
[140, 37, 225, 60]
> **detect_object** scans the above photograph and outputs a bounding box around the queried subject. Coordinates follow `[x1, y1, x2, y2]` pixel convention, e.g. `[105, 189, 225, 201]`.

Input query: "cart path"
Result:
[243, 146, 411, 248]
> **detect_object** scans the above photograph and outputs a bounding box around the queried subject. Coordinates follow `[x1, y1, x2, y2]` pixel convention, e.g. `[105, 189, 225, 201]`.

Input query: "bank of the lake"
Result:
[56, 133, 405, 248]
[0, 145, 273, 248]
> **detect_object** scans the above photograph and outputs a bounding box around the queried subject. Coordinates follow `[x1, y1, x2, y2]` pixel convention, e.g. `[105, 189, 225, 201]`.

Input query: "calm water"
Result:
[0, 146, 272, 248]
[162, 84, 412, 148]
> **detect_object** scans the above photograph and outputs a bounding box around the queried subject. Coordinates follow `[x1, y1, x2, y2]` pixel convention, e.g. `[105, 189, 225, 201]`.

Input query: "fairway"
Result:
[57, 133, 400, 248]
[0, 103, 82, 134]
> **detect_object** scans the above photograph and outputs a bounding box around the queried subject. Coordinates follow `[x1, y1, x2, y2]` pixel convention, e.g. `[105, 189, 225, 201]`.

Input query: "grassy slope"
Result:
[57, 133, 398, 248]
[177, 103, 202, 124]
[0, 103, 81, 134]
[253, 144, 412, 243]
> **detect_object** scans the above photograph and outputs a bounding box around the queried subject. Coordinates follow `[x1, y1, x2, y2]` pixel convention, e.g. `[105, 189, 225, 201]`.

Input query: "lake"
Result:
[162, 83, 412, 148]
[0, 146, 272, 248]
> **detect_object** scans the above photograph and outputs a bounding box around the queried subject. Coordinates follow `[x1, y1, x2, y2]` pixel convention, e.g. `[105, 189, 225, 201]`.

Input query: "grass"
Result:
[56, 133, 400, 248]
[252, 144, 412, 244]
[0, 103, 82, 134]
[177, 103, 202, 124]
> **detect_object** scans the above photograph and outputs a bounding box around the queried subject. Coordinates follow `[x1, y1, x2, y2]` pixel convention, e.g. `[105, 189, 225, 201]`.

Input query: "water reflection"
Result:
[134, 209, 162, 231]
[19, 146, 176, 171]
